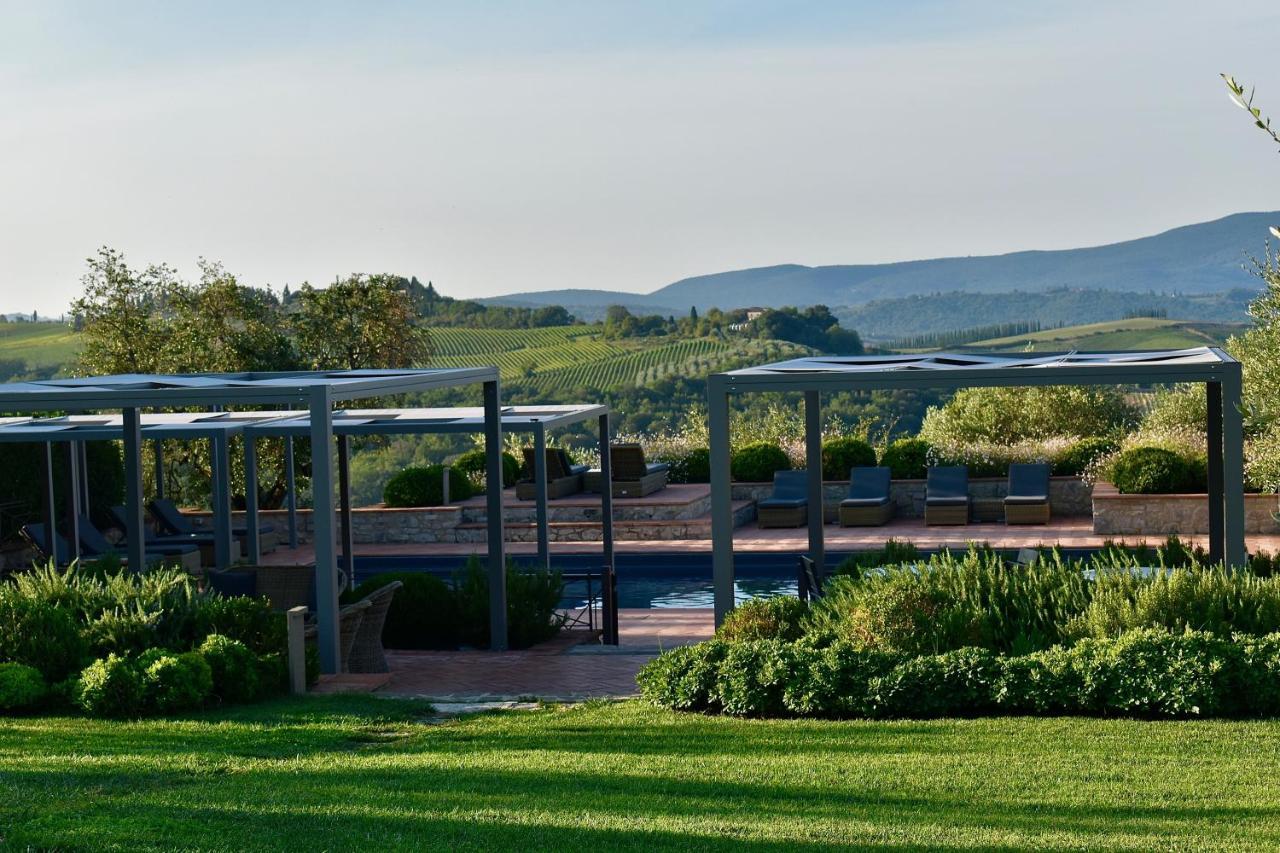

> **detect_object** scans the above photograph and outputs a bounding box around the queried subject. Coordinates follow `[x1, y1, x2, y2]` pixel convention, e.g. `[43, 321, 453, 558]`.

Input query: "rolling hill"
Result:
[946, 318, 1246, 354]
[483, 211, 1279, 314]
[428, 326, 809, 393]
[0, 322, 79, 379]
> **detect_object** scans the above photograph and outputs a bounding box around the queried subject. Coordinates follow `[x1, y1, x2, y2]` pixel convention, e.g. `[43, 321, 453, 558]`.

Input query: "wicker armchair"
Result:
[255, 565, 315, 611]
[304, 598, 371, 673]
[347, 581, 403, 673]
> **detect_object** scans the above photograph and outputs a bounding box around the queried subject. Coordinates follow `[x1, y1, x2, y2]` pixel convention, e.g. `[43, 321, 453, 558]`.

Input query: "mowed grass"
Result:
[0, 321, 80, 369]
[2, 697, 1280, 851]
[961, 318, 1247, 353]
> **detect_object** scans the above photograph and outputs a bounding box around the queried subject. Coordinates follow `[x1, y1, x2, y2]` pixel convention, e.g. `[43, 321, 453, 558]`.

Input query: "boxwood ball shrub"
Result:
[452, 449, 521, 490]
[383, 464, 474, 507]
[0, 595, 88, 683]
[139, 649, 213, 714]
[1052, 436, 1118, 476]
[879, 438, 930, 479]
[731, 442, 790, 482]
[667, 447, 711, 484]
[1109, 446, 1196, 494]
[199, 634, 260, 704]
[821, 437, 876, 480]
[345, 572, 460, 650]
[76, 653, 144, 718]
[0, 663, 46, 712]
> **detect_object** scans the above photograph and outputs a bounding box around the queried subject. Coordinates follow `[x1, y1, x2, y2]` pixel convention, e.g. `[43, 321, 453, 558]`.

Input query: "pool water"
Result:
[561, 576, 798, 609]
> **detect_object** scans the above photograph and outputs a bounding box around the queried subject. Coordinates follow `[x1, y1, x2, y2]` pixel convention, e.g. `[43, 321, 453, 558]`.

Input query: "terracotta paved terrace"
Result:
[376, 609, 714, 701]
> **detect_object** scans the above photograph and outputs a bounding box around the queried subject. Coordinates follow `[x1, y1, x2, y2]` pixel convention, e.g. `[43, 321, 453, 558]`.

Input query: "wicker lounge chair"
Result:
[304, 598, 371, 674]
[347, 580, 403, 673]
[77, 514, 202, 572]
[1005, 463, 1051, 525]
[516, 447, 588, 500]
[838, 466, 893, 526]
[757, 470, 809, 528]
[21, 522, 168, 569]
[148, 497, 277, 553]
[585, 444, 670, 498]
[925, 466, 969, 525]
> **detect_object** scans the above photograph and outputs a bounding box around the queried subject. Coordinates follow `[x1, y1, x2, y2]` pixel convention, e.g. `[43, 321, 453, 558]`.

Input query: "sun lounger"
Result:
[21, 522, 168, 569]
[838, 466, 893, 526]
[77, 513, 201, 572]
[1005, 463, 1051, 525]
[925, 466, 969, 525]
[516, 447, 588, 500]
[585, 444, 670, 498]
[757, 470, 809, 528]
[148, 497, 274, 553]
[110, 504, 227, 565]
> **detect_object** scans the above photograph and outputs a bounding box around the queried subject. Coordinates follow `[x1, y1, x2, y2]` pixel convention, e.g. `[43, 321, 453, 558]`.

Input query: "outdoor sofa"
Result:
[1005, 462, 1051, 525]
[757, 470, 809, 528]
[516, 447, 589, 500]
[584, 443, 670, 498]
[924, 466, 970, 525]
[838, 466, 893, 526]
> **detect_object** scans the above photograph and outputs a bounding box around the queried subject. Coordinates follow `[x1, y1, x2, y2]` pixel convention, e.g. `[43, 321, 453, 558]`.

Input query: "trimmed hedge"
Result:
[731, 442, 790, 482]
[880, 438, 930, 479]
[717, 596, 808, 643]
[383, 464, 475, 507]
[821, 437, 876, 481]
[638, 629, 1280, 719]
[453, 449, 521, 490]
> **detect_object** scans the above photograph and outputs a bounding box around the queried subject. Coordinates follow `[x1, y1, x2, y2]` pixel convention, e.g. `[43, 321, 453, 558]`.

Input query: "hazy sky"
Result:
[1, 0, 1278, 315]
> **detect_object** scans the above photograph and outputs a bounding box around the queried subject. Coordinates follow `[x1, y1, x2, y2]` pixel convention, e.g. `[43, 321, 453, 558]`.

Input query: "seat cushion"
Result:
[840, 497, 889, 508]
[759, 497, 807, 509]
[1005, 494, 1048, 505]
[208, 570, 257, 598]
[926, 496, 969, 506]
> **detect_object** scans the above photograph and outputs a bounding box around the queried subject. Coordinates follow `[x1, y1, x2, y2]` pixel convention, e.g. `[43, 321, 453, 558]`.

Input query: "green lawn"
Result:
[2, 697, 1280, 850]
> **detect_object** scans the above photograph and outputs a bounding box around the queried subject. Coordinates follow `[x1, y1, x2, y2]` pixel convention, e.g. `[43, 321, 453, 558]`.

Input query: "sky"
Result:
[0, 0, 1278, 315]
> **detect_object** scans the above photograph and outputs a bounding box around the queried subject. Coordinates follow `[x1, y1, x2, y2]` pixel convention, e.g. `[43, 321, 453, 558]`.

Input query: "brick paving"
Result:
[377, 608, 713, 701]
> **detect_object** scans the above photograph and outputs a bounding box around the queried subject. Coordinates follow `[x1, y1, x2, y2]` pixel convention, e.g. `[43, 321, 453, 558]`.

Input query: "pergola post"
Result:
[62, 441, 81, 563]
[284, 437, 298, 549]
[599, 411, 616, 644]
[243, 436, 261, 565]
[78, 441, 91, 514]
[533, 423, 549, 570]
[309, 386, 341, 674]
[40, 442, 57, 564]
[483, 379, 508, 651]
[153, 439, 166, 500]
[1206, 381, 1225, 565]
[337, 434, 354, 585]
[804, 389, 825, 579]
[1222, 366, 1246, 568]
[708, 374, 734, 626]
[121, 408, 146, 573]
[210, 432, 233, 570]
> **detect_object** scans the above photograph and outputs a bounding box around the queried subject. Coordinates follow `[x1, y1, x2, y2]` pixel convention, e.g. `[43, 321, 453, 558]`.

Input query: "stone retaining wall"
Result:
[731, 476, 1092, 518]
[1091, 482, 1280, 535]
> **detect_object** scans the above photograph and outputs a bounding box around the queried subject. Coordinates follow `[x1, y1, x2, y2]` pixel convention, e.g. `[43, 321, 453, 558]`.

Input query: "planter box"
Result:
[1091, 482, 1280, 535]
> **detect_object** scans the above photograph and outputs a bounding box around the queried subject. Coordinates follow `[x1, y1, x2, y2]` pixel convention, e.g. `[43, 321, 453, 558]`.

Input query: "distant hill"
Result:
[483, 211, 1278, 314]
[951, 318, 1246, 354]
[842, 288, 1255, 341]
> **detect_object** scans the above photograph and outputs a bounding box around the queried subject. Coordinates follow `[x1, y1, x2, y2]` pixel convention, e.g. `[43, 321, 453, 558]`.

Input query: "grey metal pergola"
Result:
[0, 411, 291, 570]
[239, 405, 615, 573]
[0, 369, 505, 671]
[707, 348, 1247, 625]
